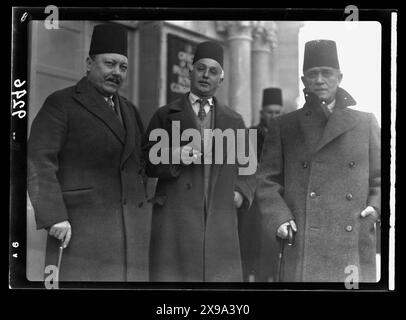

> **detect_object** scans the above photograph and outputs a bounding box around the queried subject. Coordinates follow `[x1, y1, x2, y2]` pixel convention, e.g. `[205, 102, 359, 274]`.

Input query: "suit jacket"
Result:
[28, 77, 151, 281]
[142, 93, 256, 281]
[256, 87, 381, 282]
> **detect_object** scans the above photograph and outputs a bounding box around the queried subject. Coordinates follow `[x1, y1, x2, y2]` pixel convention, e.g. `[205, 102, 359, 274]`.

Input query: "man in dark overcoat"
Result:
[239, 87, 284, 281]
[143, 41, 256, 282]
[28, 24, 151, 281]
[256, 40, 381, 282]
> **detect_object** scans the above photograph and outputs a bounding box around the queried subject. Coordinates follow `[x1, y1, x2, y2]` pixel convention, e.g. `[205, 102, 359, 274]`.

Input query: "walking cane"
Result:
[276, 224, 294, 282]
[55, 241, 64, 283]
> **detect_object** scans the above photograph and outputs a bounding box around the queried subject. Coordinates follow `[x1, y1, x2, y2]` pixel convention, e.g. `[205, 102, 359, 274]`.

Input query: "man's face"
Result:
[86, 53, 128, 96]
[301, 66, 342, 103]
[261, 104, 283, 126]
[189, 58, 223, 97]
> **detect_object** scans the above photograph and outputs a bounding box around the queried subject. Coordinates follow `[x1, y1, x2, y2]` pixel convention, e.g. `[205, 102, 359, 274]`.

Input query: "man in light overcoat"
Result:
[256, 39, 381, 282]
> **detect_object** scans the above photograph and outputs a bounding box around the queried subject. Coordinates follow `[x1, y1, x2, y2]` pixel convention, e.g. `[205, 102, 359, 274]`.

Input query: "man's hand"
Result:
[277, 220, 297, 239]
[172, 145, 202, 165]
[234, 191, 244, 208]
[49, 220, 72, 248]
[360, 206, 379, 221]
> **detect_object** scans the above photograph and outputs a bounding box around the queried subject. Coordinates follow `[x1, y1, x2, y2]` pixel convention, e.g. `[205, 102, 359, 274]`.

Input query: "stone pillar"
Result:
[216, 21, 253, 126]
[138, 21, 164, 127]
[276, 21, 304, 113]
[251, 21, 278, 126]
[268, 22, 279, 86]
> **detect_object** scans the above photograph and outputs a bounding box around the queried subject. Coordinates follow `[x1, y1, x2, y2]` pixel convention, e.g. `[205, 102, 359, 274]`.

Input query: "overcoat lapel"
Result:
[207, 98, 232, 208]
[315, 107, 360, 153]
[299, 87, 359, 154]
[167, 94, 198, 130]
[73, 77, 126, 144]
[117, 95, 137, 166]
[299, 104, 328, 154]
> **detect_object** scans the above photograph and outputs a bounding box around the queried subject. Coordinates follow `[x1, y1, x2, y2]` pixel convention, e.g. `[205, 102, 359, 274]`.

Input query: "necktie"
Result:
[108, 96, 118, 116]
[197, 98, 208, 121]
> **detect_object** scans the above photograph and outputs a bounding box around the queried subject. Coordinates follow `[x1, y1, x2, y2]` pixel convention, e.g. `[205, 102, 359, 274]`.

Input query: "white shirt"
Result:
[104, 96, 114, 105]
[189, 92, 214, 116]
[325, 99, 336, 112]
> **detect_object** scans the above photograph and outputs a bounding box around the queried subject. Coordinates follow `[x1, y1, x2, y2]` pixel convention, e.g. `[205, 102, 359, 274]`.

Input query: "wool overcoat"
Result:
[28, 77, 151, 281]
[256, 87, 381, 282]
[143, 94, 256, 282]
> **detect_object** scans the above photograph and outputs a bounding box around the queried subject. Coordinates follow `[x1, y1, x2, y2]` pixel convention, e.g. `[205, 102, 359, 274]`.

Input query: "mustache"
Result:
[105, 76, 122, 84]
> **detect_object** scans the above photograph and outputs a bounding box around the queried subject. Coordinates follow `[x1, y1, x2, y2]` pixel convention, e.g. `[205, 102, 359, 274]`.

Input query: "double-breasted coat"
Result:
[256, 87, 381, 282]
[28, 77, 151, 281]
[143, 94, 255, 282]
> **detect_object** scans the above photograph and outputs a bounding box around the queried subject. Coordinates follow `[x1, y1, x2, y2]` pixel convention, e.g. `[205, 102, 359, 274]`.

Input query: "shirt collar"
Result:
[326, 99, 336, 112]
[189, 92, 214, 106]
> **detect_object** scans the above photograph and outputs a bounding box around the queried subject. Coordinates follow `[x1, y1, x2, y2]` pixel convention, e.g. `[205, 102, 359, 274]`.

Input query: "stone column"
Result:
[251, 21, 278, 126]
[138, 21, 164, 127]
[276, 21, 304, 113]
[216, 21, 253, 126]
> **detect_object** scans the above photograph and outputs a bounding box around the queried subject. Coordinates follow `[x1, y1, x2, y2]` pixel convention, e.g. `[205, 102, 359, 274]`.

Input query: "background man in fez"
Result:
[254, 88, 284, 160]
[256, 39, 381, 282]
[239, 87, 284, 281]
[143, 41, 255, 281]
[28, 23, 151, 281]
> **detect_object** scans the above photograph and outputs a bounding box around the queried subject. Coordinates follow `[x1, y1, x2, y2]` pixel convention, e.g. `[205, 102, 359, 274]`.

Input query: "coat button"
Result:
[302, 161, 309, 168]
[349, 161, 355, 168]
[345, 225, 353, 232]
[186, 183, 192, 190]
[123, 199, 127, 205]
[305, 110, 312, 116]
[346, 193, 353, 200]
[138, 202, 144, 208]
[309, 192, 317, 199]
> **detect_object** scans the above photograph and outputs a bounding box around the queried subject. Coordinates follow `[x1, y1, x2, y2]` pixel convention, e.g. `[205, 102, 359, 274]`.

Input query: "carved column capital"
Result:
[251, 21, 278, 52]
[215, 21, 254, 41]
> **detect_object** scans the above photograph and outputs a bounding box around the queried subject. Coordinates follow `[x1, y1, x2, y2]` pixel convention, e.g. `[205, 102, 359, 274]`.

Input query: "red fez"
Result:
[303, 39, 340, 72]
[192, 41, 224, 67]
[262, 88, 283, 107]
[89, 23, 128, 57]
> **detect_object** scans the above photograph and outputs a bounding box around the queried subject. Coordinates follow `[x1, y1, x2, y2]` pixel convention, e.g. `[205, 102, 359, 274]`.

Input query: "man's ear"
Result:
[86, 56, 92, 72]
[337, 72, 343, 85]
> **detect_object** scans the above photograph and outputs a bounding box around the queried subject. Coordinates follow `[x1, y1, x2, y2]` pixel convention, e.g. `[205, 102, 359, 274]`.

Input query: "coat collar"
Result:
[303, 86, 357, 111]
[301, 87, 360, 153]
[167, 93, 232, 133]
[73, 77, 126, 144]
[117, 94, 138, 166]
[315, 104, 360, 153]
[72, 77, 138, 165]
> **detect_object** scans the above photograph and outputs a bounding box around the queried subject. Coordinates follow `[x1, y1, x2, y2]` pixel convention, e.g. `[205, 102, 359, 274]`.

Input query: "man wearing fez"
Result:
[143, 41, 255, 281]
[239, 87, 284, 281]
[256, 39, 381, 282]
[28, 24, 151, 281]
[254, 88, 284, 160]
